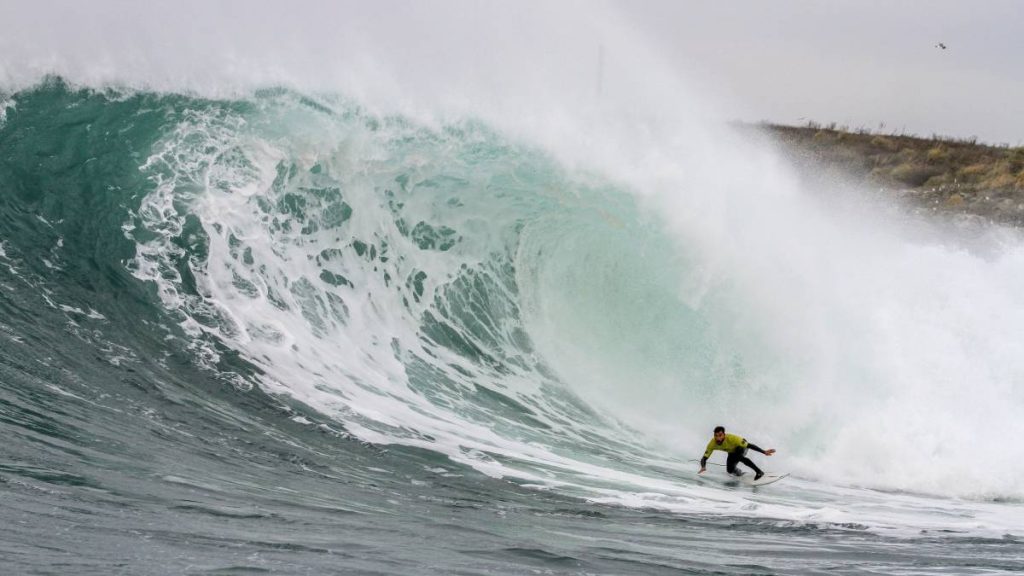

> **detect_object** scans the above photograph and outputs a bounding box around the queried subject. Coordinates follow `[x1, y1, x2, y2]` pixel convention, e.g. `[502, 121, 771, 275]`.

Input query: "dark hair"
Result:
[713, 426, 725, 434]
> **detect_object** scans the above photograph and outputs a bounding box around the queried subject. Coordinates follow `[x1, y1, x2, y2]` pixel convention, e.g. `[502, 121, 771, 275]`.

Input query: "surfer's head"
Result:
[713, 426, 726, 443]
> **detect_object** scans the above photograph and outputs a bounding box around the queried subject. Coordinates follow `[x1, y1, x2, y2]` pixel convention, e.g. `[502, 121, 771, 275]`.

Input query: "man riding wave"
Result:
[698, 425, 776, 480]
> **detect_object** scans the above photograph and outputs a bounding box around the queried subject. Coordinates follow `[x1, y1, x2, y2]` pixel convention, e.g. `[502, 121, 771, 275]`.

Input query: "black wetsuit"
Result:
[726, 444, 766, 476]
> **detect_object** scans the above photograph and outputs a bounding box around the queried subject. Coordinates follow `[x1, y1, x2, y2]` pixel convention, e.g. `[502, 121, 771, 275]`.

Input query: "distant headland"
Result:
[753, 122, 1024, 227]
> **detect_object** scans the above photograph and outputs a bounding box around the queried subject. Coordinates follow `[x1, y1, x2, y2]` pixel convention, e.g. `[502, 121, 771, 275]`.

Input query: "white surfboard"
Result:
[734, 472, 788, 486]
[698, 470, 789, 487]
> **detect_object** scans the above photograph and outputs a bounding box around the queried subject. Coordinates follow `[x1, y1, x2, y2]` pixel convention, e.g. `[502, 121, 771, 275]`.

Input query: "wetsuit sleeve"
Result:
[700, 439, 715, 467]
[746, 443, 766, 454]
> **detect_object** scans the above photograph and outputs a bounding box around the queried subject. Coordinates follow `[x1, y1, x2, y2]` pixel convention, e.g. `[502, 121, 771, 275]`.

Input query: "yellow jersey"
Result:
[703, 433, 748, 459]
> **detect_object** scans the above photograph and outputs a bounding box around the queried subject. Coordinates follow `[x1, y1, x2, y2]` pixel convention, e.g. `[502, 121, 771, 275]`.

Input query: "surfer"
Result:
[698, 426, 775, 480]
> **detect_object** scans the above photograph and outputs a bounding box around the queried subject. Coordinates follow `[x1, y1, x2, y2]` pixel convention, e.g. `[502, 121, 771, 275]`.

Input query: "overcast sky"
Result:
[1, 1, 1022, 144]
[616, 0, 1024, 144]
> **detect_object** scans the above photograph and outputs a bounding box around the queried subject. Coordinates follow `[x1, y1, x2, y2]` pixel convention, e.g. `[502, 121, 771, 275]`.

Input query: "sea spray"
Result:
[1, 4, 1021, 547]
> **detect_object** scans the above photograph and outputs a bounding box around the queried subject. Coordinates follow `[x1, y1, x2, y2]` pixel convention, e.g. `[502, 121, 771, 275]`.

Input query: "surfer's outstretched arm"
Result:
[747, 443, 776, 456]
[698, 439, 717, 473]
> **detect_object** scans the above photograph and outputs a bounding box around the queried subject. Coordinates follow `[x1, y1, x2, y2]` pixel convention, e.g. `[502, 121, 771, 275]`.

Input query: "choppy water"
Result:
[1, 79, 1022, 575]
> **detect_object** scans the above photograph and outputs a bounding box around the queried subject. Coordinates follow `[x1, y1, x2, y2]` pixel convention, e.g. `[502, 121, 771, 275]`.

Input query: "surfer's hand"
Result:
[698, 467, 706, 474]
[765, 449, 776, 456]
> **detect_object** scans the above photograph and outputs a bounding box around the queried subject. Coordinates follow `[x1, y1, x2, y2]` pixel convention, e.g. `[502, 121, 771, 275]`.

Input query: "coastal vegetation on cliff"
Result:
[760, 122, 1024, 226]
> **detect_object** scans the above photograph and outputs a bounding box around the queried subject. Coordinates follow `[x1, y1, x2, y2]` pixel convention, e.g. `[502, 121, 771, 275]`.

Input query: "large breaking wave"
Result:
[4, 78, 1022, 517]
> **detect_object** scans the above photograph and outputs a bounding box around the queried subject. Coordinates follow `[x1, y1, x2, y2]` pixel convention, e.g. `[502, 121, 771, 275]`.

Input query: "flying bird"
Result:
[936, 42, 947, 50]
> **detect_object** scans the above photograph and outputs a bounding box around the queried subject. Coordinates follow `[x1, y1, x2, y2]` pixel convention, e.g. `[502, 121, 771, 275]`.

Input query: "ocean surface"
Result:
[1, 79, 1023, 575]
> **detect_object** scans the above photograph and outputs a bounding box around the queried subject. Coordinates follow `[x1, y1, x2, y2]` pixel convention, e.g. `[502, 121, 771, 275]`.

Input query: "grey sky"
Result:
[1, 1, 1021, 143]
[616, 0, 1024, 144]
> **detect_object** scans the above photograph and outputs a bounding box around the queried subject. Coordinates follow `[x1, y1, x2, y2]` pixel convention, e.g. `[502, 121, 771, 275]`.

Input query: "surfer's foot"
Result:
[754, 472, 764, 481]
[730, 470, 744, 477]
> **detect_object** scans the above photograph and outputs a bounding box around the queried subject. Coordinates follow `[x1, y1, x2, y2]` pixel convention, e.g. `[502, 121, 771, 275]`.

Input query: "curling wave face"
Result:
[2, 82, 1024, 544]
[123, 82, 1024, 506]
[122, 84, 681, 488]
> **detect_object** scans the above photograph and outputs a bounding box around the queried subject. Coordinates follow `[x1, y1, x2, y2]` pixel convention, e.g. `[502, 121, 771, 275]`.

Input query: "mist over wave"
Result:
[128, 80, 1024, 501]
[2, 3, 1023, 550]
